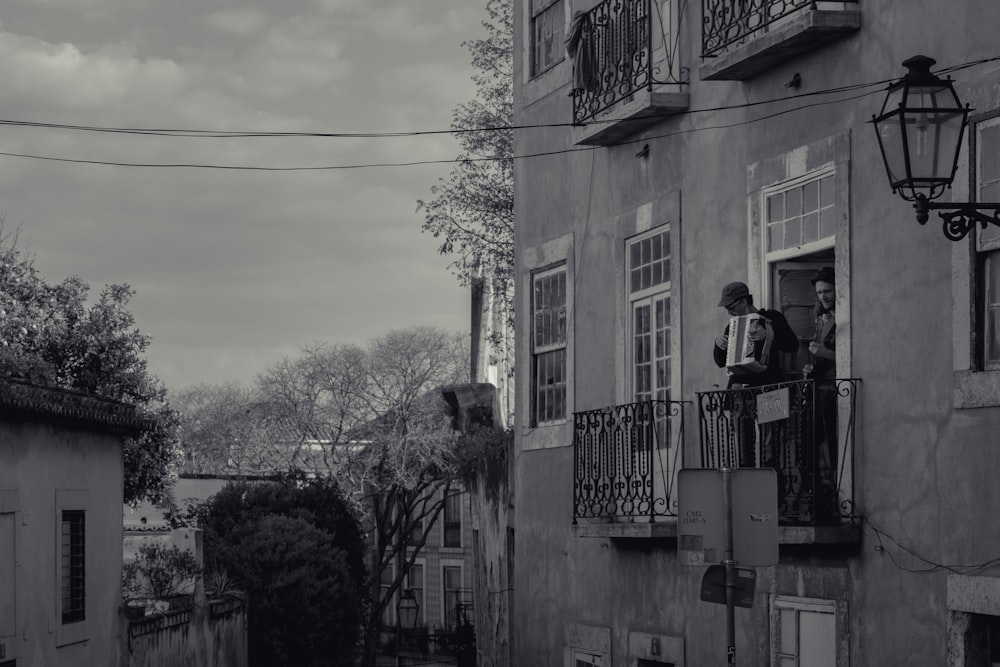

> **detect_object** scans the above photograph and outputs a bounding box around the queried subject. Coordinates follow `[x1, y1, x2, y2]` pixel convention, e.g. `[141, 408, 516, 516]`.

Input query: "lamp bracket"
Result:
[913, 195, 1000, 241]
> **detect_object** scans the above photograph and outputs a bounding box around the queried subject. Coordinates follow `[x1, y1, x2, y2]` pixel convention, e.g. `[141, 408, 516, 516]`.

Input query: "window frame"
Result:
[529, 0, 565, 78]
[442, 489, 463, 549]
[55, 489, 89, 647]
[627, 226, 672, 404]
[973, 112, 1000, 371]
[531, 264, 568, 426]
[771, 595, 837, 667]
[440, 559, 466, 630]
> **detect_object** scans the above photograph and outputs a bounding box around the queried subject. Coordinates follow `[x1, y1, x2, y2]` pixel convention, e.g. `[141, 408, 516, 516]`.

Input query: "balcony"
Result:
[696, 378, 860, 544]
[569, 0, 689, 146]
[573, 399, 684, 538]
[700, 0, 860, 81]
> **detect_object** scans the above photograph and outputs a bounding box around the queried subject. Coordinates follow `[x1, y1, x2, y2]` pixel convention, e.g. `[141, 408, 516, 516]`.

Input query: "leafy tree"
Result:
[0, 225, 179, 504]
[194, 478, 366, 667]
[417, 0, 514, 327]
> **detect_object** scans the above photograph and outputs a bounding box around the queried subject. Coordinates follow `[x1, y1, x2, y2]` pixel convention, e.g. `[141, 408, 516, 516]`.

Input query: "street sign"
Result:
[731, 468, 779, 567]
[700, 565, 756, 608]
[677, 469, 726, 566]
[677, 468, 779, 567]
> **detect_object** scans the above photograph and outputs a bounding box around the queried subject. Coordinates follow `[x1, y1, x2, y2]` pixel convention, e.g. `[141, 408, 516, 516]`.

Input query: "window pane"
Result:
[820, 207, 836, 239]
[820, 174, 834, 207]
[803, 180, 819, 212]
[802, 212, 819, 243]
[768, 223, 783, 251]
[983, 125, 1000, 182]
[986, 252, 1000, 364]
[780, 609, 797, 654]
[785, 219, 801, 247]
[786, 187, 802, 217]
[767, 193, 784, 222]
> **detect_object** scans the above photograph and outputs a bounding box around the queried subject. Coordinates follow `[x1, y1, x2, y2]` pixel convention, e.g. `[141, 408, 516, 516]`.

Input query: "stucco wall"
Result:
[513, 1, 1000, 666]
[0, 419, 124, 667]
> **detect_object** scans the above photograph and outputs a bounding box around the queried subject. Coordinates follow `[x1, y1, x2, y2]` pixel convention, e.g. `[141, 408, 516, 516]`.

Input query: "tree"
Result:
[193, 477, 366, 667]
[173, 326, 471, 666]
[0, 225, 179, 505]
[417, 0, 514, 325]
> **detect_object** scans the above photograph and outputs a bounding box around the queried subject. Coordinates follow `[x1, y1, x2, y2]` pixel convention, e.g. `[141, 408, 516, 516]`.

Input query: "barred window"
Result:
[61, 510, 85, 624]
[976, 119, 1000, 369]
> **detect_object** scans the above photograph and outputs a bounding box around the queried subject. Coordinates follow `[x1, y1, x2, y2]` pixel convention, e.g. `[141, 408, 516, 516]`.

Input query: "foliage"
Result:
[122, 542, 202, 605]
[0, 224, 180, 505]
[172, 326, 472, 666]
[417, 0, 514, 317]
[194, 478, 366, 667]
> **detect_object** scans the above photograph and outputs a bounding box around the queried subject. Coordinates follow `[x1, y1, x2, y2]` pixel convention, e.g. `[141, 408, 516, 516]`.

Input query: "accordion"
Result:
[726, 314, 774, 375]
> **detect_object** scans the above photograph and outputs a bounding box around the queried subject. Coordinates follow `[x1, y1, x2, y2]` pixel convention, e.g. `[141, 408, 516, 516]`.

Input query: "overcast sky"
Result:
[0, 0, 483, 392]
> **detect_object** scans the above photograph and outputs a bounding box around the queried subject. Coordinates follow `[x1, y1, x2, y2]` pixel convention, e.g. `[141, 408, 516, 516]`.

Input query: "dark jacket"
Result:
[713, 308, 799, 388]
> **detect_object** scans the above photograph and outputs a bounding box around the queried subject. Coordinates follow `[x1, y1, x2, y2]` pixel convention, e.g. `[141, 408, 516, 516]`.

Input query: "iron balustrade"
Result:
[696, 378, 858, 525]
[573, 399, 683, 522]
[701, 0, 859, 58]
[569, 0, 685, 125]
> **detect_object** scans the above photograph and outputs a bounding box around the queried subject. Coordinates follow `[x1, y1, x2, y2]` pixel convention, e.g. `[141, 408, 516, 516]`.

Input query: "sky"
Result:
[0, 0, 485, 392]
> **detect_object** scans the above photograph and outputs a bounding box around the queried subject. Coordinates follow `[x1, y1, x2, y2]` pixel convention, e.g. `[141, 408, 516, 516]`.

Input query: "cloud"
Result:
[204, 8, 271, 36]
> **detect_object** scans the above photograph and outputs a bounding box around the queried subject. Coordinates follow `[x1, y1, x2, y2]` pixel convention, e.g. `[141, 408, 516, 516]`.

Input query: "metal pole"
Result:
[722, 467, 736, 667]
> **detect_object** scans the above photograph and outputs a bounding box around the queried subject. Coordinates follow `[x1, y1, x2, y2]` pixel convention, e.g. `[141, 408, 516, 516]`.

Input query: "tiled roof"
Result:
[0, 377, 145, 435]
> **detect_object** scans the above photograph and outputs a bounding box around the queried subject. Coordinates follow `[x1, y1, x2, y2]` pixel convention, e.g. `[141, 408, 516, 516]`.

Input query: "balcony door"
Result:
[626, 227, 676, 518]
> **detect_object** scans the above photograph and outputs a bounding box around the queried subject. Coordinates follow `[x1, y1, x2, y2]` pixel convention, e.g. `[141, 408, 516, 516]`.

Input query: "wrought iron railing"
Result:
[573, 399, 683, 522]
[569, 0, 686, 124]
[696, 378, 859, 525]
[701, 0, 859, 58]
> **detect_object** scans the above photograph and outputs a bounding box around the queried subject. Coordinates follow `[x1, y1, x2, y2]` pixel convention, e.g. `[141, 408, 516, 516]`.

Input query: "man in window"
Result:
[712, 281, 799, 471]
[713, 281, 798, 388]
[804, 266, 838, 523]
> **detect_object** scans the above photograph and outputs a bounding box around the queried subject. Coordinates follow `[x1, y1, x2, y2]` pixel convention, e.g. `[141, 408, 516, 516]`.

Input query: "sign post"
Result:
[678, 467, 779, 667]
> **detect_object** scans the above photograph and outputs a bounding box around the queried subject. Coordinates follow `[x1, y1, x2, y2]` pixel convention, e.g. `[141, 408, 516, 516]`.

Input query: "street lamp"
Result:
[396, 588, 420, 666]
[871, 55, 1000, 241]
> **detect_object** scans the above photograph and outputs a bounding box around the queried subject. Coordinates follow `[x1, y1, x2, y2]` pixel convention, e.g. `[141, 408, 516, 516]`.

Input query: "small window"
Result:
[572, 648, 603, 666]
[531, 0, 565, 77]
[532, 266, 568, 424]
[442, 565, 464, 630]
[443, 491, 462, 548]
[773, 596, 836, 667]
[61, 510, 85, 624]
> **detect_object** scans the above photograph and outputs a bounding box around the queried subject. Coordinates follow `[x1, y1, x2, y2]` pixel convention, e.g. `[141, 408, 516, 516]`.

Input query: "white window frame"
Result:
[760, 164, 837, 276]
[974, 114, 1000, 371]
[529, 0, 565, 78]
[772, 596, 837, 667]
[55, 489, 89, 647]
[521, 232, 574, 450]
[440, 559, 465, 630]
[627, 226, 672, 404]
[441, 488, 464, 550]
[531, 264, 568, 426]
[952, 110, 1000, 407]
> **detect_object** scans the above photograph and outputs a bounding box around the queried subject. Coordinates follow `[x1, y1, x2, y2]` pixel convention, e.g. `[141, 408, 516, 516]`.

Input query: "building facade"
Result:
[513, 1, 1000, 665]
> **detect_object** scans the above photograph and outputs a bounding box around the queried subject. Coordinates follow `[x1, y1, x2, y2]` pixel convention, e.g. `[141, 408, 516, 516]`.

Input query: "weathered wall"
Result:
[0, 418, 124, 667]
[513, 0, 1000, 665]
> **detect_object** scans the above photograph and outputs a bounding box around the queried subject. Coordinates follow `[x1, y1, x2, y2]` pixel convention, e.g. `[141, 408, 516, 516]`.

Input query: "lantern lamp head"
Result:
[872, 55, 970, 203]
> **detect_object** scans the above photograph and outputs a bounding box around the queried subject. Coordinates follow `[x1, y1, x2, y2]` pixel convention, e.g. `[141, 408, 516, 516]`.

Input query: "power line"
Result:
[0, 54, 997, 171]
